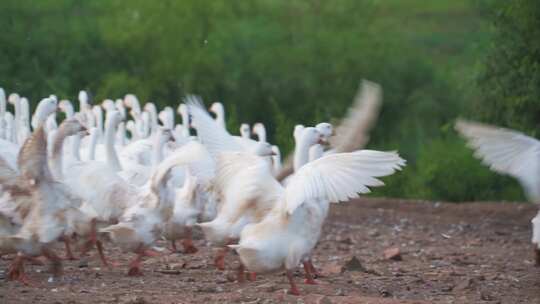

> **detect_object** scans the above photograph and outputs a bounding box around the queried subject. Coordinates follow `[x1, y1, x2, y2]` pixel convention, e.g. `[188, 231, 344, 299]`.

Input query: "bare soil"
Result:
[1, 198, 539, 304]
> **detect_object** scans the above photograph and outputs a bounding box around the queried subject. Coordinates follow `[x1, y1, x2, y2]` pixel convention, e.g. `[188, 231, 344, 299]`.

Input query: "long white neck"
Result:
[215, 109, 226, 130]
[87, 127, 98, 161]
[151, 130, 166, 168]
[294, 137, 313, 172]
[180, 109, 189, 127]
[94, 107, 104, 141]
[50, 127, 71, 180]
[105, 119, 122, 171]
[71, 132, 82, 161]
[47, 129, 58, 159]
[10, 97, 20, 144]
[5, 113, 14, 142]
[62, 103, 74, 119]
[273, 155, 281, 173]
[0, 90, 5, 140]
[116, 122, 127, 146]
[148, 108, 158, 135]
[309, 144, 324, 162]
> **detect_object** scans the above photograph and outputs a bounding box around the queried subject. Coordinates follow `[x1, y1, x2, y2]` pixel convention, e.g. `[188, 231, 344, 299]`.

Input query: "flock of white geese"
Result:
[0, 80, 538, 295]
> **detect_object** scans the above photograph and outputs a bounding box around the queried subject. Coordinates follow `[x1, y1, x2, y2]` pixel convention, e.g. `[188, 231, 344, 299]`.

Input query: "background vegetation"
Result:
[1, 0, 537, 202]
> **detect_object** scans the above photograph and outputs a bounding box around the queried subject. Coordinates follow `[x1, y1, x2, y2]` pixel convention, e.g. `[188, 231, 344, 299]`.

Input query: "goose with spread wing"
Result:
[456, 119, 540, 264]
[229, 149, 405, 295]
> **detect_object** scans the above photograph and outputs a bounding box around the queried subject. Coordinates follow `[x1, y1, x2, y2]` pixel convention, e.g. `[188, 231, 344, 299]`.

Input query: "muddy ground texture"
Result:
[1, 198, 539, 304]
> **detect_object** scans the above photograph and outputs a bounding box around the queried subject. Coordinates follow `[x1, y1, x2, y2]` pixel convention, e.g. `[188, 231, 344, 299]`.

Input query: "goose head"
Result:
[159, 107, 174, 129]
[315, 122, 333, 144]
[124, 94, 141, 118]
[144, 102, 157, 116]
[115, 99, 127, 119]
[7, 93, 20, 108]
[177, 103, 188, 118]
[209, 102, 224, 118]
[293, 124, 305, 143]
[252, 123, 267, 142]
[32, 97, 58, 129]
[300, 127, 325, 146]
[101, 99, 116, 113]
[60, 118, 88, 136]
[240, 123, 250, 138]
[209, 102, 226, 128]
[92, 105, 103, 122]
[105, 110, 123, 130]
[78, 90, 93, 117]
[250, 142, 276, 157]
[126, 120, 137, 139]
[59, 100, 74, 118]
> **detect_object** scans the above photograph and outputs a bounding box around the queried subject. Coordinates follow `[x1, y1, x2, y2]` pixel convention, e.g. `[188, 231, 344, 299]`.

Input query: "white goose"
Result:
[99, 141, 206, 275]
[64, 111, 135, 223]
[455, 120, 540, 264]
[0, 97, 94, 284]
[163, 161, 200, 253]
[230, 147, 405, 295]
[240, 123, 251, 139]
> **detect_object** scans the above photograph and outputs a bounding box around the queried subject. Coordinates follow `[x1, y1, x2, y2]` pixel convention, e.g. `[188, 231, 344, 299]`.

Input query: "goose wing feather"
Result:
[285, 150, 405, 214]
[456, 119, 540, 201]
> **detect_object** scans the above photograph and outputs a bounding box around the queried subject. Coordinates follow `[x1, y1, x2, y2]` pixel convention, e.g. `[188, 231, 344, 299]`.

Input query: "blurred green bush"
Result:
[0, 0, 535, 203]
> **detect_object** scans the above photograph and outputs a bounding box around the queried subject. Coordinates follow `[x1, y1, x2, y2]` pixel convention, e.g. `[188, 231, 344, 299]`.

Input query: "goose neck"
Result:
[51, 127, 70, 179]
[105, 120, 122, 171]
[293, 138, 312, 171]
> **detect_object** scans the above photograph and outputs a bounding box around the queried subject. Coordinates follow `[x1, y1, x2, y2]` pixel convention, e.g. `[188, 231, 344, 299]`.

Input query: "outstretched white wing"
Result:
[214, 152, 282, 212]
[456, 119, 540, 201]
[285, 150, 405, 214]
[185, 96, 242, 158]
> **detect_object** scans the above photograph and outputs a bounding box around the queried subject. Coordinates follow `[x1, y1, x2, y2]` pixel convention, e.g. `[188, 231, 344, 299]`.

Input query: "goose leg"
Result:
[95, 240, 117, 269]
[286, 270, 301, 296]
[127, 253, 144, 276]
[7, 254, 33, 285]
[127, 245, 161, 276]
[79, 219, 117, 268]
[535, 247, 540, 266]
[214, 247, 229, 270]
[303, 261, 317, 285]
[306, 259, 320, 278]
[248, 272, 257, 281]
[41, 248, 63, 279]
[60, 236, 77, 260]
[170, 240, 179, 253]
[182, 227, 198, 254]
[237, 263, 246, 283]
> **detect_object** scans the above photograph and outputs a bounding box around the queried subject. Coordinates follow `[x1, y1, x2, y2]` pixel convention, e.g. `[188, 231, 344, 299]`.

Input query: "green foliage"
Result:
[0, 0, 535, 203]
[475, 0, 540, 135]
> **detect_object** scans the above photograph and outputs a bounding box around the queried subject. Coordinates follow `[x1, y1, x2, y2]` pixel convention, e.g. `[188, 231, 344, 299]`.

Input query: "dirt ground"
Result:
[1, 198, 539, 304]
